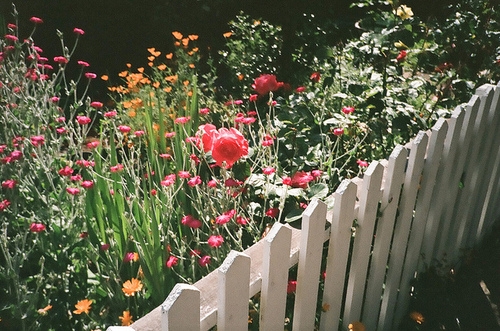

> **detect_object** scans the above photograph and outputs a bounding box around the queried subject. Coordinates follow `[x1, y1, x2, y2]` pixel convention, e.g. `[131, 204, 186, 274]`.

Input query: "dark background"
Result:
[1, 0, 455, 99]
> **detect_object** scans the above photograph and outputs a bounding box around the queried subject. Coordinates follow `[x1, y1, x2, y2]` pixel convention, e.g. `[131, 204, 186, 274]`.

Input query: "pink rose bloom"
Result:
[252, 74, 281, 96]
[181, 215, 202, 229]
[290, 171, 314, 189]
[30, 223, 46, 232]
[210, 128, 249, 168]
[207, 235, 224, 248]
[199, 124, 217, 153]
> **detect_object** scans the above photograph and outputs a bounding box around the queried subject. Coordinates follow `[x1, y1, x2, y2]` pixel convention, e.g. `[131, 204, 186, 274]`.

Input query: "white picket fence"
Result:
[108, 82, 500, 331]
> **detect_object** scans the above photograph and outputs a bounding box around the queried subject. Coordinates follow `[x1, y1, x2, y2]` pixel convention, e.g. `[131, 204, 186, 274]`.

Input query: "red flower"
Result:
[207, 235, 224, 248]
[207, 179, 217, 188]
[56, 127, 68, 134]
[295, 86, 306, 93]
[290, 171, 314, 189]
[118, 125, 131, 133]
[81, 180, 94, 189]
[30, 17, 43, 24]
[396, 50, 407, 62]
[210, 128, 249, 169]
[265, 207, 280, 218]
[73, 28, 85, 35]
[53, 56, 68, 64]
[199, 107, 210, 115]
[178, 171, 190, 179]
[30, 135, 45, 147]
[287, 280, 297, 294]
[110, 164, 124, 173]
[187, 175, 202, 187]
[90, 101, 103, 109]
[86, 141, 99, 149]
[166, 256, 178, 268]
[181, 215, 202, 229]
[252, 74, 281, 96]
[198, 255, 211, 267]
[249, 94, 258, 102]
[263, 167, 276, 175]
[333, 128, 344, 136]
[215, 209, 236, 225]
[282, 176, 292, 186]
[236, 216, 248, 225]
[123, 252, 139, 263]
[66, 187, 80, 195]
[58, 166, 74, 177]
[0, 199, 11, 211]
[30, 222, 46, 232]
[342, 106, 355, 114]
[2, 179, 16, 189]
[310, 72, 321, 83]
[199, 124, 217, 153]
[100, 243, 110, 251]
[161, 174, 176, 187]
[77, 115, 91, 125]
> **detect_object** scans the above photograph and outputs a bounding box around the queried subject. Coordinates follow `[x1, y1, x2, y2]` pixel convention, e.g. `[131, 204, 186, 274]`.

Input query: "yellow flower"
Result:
[73, 299, 92, 315]
[119, 310, 134, 326]
[122, 278, 143, 297]
[396, 5, 413, 20]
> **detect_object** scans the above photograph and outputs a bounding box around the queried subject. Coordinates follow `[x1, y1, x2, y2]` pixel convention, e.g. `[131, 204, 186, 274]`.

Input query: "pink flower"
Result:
[30, 17, 43, 24]
[207, 235, 224, 248]
[86, 141, 99, 149]
[100, 243, 110, 251]
[9, 150, 22, 161]
[207, 127, 248, 169]
[71, 174, 82, 181]
[287, 280, 297, 294]
[30, 135, 45, 147]
[123, 252, 138, 263]
[265, 208, 280, 218]
[215, 209, 236, 225]
[357, 159, 369, 167]
[56, 127, 67, 134]
[51, 96, 60, 103]
[0, 145, 6, 153]
[0, 199, 11, 211]
[224, 178, 242, 187]
[207, 179, 217, 188]
[104, 111, 117, 118]
[236, 216, 248, 225]
[110, 164, 124, 173]
[333, 128, 344, 136]
[166, 256, 178, 268]
[290, 171, 314, 189]
[190, 154, 200, 165]
[282, 176, 292, 186]
[311, 170, 323, 178]
[295, 86, 306, 93]
[262, 134, 274, 147]
[56, 116, 65, 123]
[174, 116, 191, 124]
[53, 56, 68, 64]
[252, 74, 281, 96]
[90, 101, 103, 109]
[181, 215, 202, 229]
[76, 160, 95, 168]
[4, 34, 18, 42]
[165, 132, 176, 138]
[178, 171, 190, 179]
[66, 187, 80, 195]
[77, 60, 90, 67]
[249, 94, 258, 102]
[342, 106, 355, 114]
[396, 50, 407, 62]
[198, 255, 211, 267]
[134, 130, 145, 136]
[187, 175, 202, 187]
[7, 23, 17, 30]
[30, 223, 46, 232]
[118, 125, 131, 133]
[2, 179, 16, 189]
[262, 167, 276, 175]
[310, 72, 321, 83]
[58, 166, 74, 177]
[161, 174, 176, 187]
[85, 72, 97, 79]
[73, 28, 85, 35]
[77, 115, 92, 125]
[199, 107, 210, 115]
[81, 180, 94, 189]
[159, 153, 172, 159]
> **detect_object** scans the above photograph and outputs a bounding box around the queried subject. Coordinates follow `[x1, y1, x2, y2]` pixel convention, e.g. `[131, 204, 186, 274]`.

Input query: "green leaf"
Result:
[284, 209, 303, 223]
[308, 183, 329, 199]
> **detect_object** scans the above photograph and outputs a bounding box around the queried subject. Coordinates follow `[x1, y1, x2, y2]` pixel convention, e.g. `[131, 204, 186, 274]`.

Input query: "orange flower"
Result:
[137, 67, 144, 73]
[165, 75, 178, 83]
[172, 31, 183, 40]
[101, 75, 109, 81]
[223, 32, 232, 38]
[119, 310, 134, 326]
[148, 62, 154, 67]
[153, 81, 160, 88]
[163, 87, 172, 93]
[122, 278, 143, 296]
[189, 63, 195, 69]
[126, 63, 132, 68]
[118, 71, 128, 77]
[181, 38, 189, 47]
[37, 304, 53, 315]
[73, 299, 92, 314]
[188, 34, 198, 41]
[157, 64, 167, 71]
[165, 53, 173, 60]
[147, 47, 161, 57]
[147, 56, 155, 61]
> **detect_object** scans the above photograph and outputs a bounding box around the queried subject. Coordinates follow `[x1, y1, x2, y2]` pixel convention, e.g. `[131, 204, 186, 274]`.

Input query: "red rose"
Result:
[252, 74, 280, 96]
[211, 128, 248, 168]
[396, 50, 407, 62]
[199, 124, 217, 153]
[310, 72, 321, 83]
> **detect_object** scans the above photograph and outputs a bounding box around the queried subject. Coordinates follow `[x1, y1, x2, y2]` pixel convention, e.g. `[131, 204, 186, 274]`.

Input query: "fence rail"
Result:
[108, 82, 500, 331]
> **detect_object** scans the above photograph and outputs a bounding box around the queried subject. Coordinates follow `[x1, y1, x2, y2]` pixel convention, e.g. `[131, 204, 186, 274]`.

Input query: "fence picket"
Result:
[393, 118, 448, 327]
[161, 284, 200, 331]
[217, 251, 251, 331]
[320, 180, 358, 331]
[362, 145, 408, 329]
[343, 162, 384, 326]
[377, 131, 429, 330]
[260, 223, 292, 331]
[422, 106, 465, 263]
[292, 199, 327, 331]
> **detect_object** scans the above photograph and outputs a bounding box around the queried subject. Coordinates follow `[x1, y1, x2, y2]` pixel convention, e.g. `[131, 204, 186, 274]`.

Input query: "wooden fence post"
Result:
[217, 250, 251, 331]
[161, 284, 200, 331]
[292, 199, 327, 331]
[259, 223, 292, 331]
[376, 131, 428, 330]
[320, 180, 357, 331]
[362, 145, 408, 329]
[343, 161, 384, 326]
